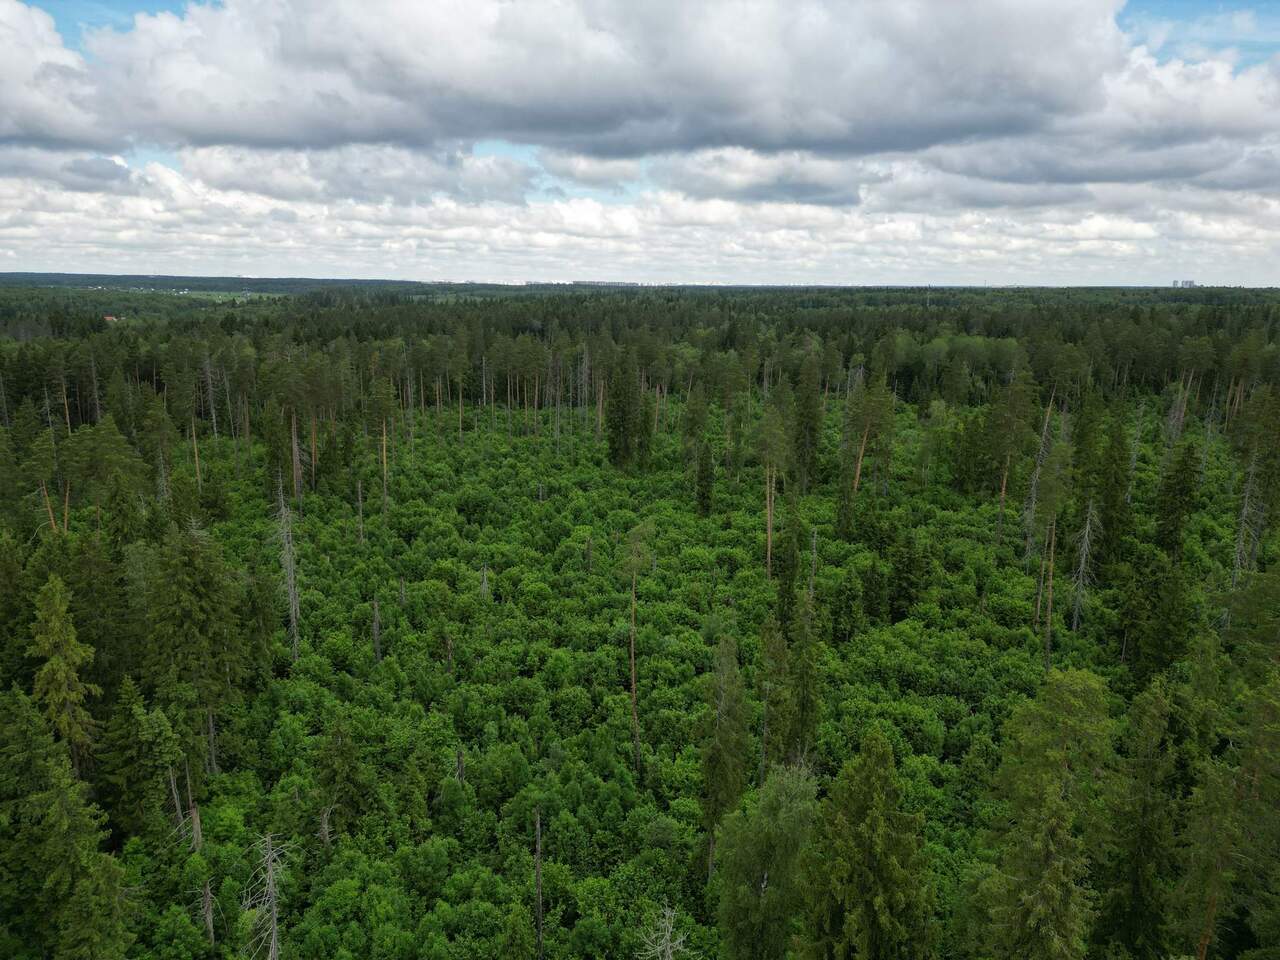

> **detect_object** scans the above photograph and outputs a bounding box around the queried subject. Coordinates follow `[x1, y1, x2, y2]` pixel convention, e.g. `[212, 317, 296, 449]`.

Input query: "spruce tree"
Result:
[702, 633, 748, 878]
[980, 669, 1114, 960]
[0, 690, 132, 958]
[1155, 439, 1200, 560]
[804, 728, 930, 960]
[29, 575, 99, 777]
[1095, 679, 1175, 960]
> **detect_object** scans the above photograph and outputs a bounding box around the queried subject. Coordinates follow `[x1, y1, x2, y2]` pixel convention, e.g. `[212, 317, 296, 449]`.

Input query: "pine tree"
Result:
[702, 632, 748, 879]
[29, 575, 100, 777]
[803, 728, 930, 960]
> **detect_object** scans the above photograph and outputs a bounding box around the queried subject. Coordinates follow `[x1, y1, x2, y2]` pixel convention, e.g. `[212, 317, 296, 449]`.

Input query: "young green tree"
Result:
[803, 728, 931, 960]
[29, 575, 99, 777]
[717, 765, 818, 960]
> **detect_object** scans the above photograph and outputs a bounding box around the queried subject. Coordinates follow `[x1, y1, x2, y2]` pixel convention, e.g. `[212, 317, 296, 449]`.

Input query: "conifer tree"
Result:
[29, 574, 99, 777]
[0, 690, 132, 958]
[787, 591, 820, 764]
[1096, 413, 1133, 566]
[803, 728, 930, 960]
[757, 616, 792, 785]
[702, 632, 748, 878]
[980, 669, 1114, 960]
[1155, 439, 1200, 560]
[695, 438, 714, 517]
[717, 765, 818, 960]
[794, 352, 823, 492]
[1095, 679, 1176, 960]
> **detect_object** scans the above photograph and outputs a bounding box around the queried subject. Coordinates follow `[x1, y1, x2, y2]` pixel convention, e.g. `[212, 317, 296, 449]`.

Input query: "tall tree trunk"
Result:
[381, 418, 388, 507]
[853, 423, 870, 494]
[1043, 517, 1057, 670]
[191, 419, 202, 492]
[765, 467, 775, 577]
[630, 573, 642, 777]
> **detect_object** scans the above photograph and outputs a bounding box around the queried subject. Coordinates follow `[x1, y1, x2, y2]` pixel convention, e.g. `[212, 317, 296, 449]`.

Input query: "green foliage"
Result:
[0, 284, 1276, 958]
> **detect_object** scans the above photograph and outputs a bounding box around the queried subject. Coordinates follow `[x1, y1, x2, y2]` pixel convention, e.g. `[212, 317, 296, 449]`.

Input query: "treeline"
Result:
[0, 285, 1277, 959]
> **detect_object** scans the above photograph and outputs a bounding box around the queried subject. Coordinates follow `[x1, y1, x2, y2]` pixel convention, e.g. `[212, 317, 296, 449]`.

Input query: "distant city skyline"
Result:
[3, 0, 1279, 284]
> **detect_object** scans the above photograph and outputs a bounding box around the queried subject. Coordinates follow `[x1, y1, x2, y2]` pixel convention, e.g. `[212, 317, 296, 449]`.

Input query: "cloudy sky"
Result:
[2, 0, 1278, 284]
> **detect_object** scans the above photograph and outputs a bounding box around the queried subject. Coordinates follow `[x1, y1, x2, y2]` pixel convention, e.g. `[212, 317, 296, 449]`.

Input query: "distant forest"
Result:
[0, 281, 1277, 960]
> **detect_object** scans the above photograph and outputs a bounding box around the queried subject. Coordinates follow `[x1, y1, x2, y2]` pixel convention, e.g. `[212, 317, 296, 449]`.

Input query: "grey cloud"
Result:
[178, 144, 537, 204]
[73, 0, 1129, 157]
[652, 150, 868, 206]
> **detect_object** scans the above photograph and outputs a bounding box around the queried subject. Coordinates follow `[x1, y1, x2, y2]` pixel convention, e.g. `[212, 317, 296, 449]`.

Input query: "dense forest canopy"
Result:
[1, 282, 1277, 960]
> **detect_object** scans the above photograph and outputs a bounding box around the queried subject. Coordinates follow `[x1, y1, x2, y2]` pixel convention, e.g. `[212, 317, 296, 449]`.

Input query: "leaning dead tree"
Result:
[243, 834, 286, 960]
[1233, 453, 1267, 589]
[1071, 499, 1102, 632]
[277, 476, 301, 660]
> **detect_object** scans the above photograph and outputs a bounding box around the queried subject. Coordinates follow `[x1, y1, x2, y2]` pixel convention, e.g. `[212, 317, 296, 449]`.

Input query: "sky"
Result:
[1, 0, 1278, 285]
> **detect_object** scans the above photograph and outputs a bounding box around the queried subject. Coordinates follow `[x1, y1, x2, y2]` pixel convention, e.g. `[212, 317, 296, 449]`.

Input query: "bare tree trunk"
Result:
[1043, 517, 1057, 670]
[200, 876, 215, 944]
[995, 452, 1010, 539]
[191, 419, 202, 492]
[203, 356, 218, 438]
[765, 466, 775, 577]
[852, 423, 870, 494]
[278, 477, 301, 661]
[1071, 500, 1100, 631]
[630, 572, 642, 777]
[381, 418, 388, 508]
[371, 596, 382, 663]
[356, 475, 365, 544]
[89, 352, 102, 423]
[39, 479, 57, 533]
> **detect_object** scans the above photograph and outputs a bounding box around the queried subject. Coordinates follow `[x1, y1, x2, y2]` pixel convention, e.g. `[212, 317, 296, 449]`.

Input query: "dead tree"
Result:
[243, 835, 285, 960]
[277, 477, 301, 660]
[1070, 500, 1102, 632]
[637, 903, 690, 960]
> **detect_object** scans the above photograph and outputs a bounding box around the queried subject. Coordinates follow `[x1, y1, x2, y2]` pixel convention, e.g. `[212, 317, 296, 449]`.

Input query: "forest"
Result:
[0, 281, 1277, 960]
